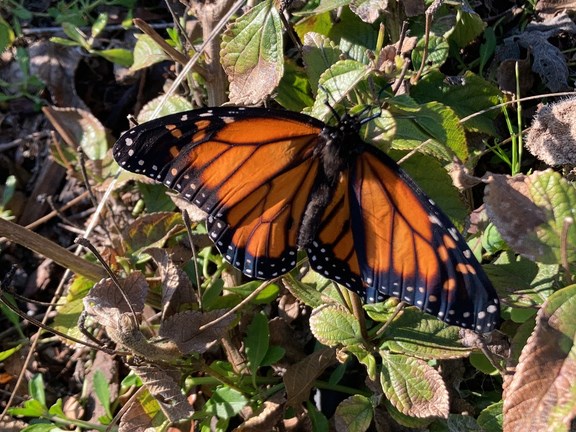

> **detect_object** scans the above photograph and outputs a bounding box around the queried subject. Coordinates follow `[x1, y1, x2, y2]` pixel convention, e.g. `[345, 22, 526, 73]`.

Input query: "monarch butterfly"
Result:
[113, 106, 500, 333]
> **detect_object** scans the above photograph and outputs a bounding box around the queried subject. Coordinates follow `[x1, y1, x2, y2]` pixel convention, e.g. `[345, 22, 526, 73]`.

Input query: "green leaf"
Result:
[0, 344, 23, 362]
[283, 273, 328, 308]
[484, 251, 557, 308]
[8, 399, 46, 417]
[43, 105, 108, 161]
[412, 34, 449, 70]
[0, 16, 15, 52]
[480, 27, 497, 74]
[0, 294, 24, 337]
[411, 70, 501, 134]
[47, 398, 65, 417]
[136, 183, 176, 213]
[477, 401, 503, 431]
[379, 308, 470, 359]
[131, 34, 171, 71]
[294, 11, 333, 41]
[482, 222, 507, 254]
[389, 97, 468, 162]
[220, 0, 283, 104]
[29, 374, 47, 408]
[136, 95, 193, 123]
[301, 32, 341, 93]
[51, 296, 85, 344]
[309, 305, 364, 347]
[306, 401, 330, 432]
[225, 280, 280, 304]
[275, 59, 314, 111]
[61, 22, 90, 49]
[334, 395, 373, 432]
[245, 312, 270, 374]
[97, 48, 133, 67]
[91, 13, 108, 39]
[448, 8, 485, 48]
[327, 6, 377, 49]
[203, 386, 248, 420]
[346, 344, 377, 380]
[123, 212, 185, 258]
[49, 36, 82, 47]
[260, 345, 286, 366]
[93, 370, 112, 418]
[310, 59, 371, 120]
[380, 353, 449, 418]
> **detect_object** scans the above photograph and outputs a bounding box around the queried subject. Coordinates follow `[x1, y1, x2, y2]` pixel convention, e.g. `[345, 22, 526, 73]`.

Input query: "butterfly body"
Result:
[114, 106, 500, 332]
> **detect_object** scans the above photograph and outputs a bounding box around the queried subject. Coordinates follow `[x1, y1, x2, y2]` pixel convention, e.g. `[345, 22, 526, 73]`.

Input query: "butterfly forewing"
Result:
[113, 108, 325, 279]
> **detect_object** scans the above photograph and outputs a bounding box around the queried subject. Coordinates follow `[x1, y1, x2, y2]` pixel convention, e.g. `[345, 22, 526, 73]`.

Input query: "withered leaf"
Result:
[83, 272, 148, 327]
[146, 247, 198, 320]
[483, 171, 576, 263]
[526, 97, 576, 166]
[29, 41, 88, 110]
[159, 309, 235, 354]
[234, 392, 285, 432]
[503, 285, 576, 431]
[120, 364, 193, 429]
[284, 347, 337, 406]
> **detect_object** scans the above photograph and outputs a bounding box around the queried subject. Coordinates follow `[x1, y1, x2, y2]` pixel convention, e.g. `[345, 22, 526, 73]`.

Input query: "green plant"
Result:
[50, 13, 133, 67]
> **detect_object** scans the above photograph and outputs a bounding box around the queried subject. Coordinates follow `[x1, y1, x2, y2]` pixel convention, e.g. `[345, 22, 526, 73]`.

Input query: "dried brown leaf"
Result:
[227, 59, 280, 105]
[233, 393, 285, 432]
[29, 41, 88, 109]
[483, 173, 548, 260]
[526, 97, 576, 166]
[83, 272, 148, 327]
[159, 309, 235, 354]
[284, 347, 337, 406]
[146, 248, 198, 319]
[131, 363, 193, 423]
[503, 286, 576, 431]
[350, 0, 389, 23]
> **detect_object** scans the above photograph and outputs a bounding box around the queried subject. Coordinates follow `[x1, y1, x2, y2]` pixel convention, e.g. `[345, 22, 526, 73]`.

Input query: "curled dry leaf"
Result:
[234, 392, 286, 432]
[526, 97, 576, 166]
[283, 346, 337, 407]
[121, 364, 193, 427]
[349, 0, 389, 23]
[503, 285, 576, 431]
[484, 170, 576, 264]
[146, 247, 198, 320]
[83, 273, 181, 362]
[159, 309, 235, 355]
[29, 41, 88, 110]
[83, 272, 148, 326]
[536, 0, 576, 15]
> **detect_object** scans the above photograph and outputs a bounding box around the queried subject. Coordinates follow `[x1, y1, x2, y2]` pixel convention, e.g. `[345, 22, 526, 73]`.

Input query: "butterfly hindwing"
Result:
[305, 173, 364, 292]
[349, 147, 499, 332]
